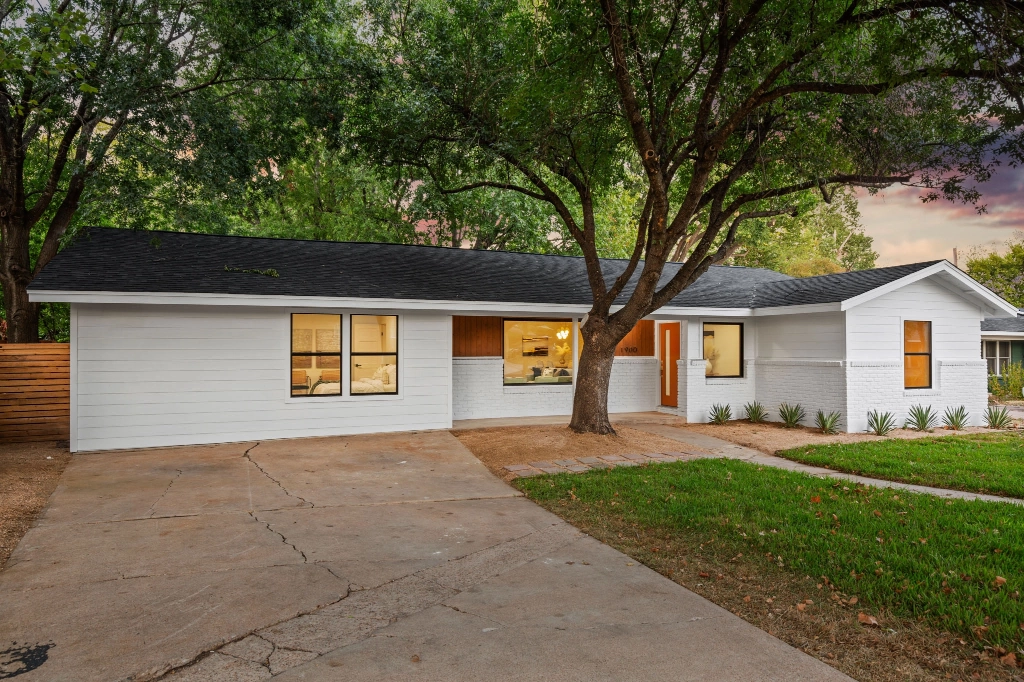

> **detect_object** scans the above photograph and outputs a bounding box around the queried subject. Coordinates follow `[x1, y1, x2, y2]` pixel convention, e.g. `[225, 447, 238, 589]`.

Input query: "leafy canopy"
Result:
[354, 0, 1022, 332]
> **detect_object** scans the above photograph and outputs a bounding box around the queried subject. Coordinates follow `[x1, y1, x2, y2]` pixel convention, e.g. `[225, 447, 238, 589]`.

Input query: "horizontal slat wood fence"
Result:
[0, 343, 70, 442]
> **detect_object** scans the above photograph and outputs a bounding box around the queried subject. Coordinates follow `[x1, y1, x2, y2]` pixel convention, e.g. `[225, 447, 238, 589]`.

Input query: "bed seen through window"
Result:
[291, 314, 342, 396]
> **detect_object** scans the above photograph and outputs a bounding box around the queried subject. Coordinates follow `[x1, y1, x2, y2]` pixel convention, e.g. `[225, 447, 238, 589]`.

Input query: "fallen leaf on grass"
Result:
[1000, 652, 1018, 667]
[857, 612, 879, 628]
[994, 576, 1007, 588]
[699, 572, 710, 578]
[796, 603, 806, 612]
[810, 496, 821, 503]
[743, 596, 751, 603]
[973, 625, 989, 640]
[848, 596, 858, 606]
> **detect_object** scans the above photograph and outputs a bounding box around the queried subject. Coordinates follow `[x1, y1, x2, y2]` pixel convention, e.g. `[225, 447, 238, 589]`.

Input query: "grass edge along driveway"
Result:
[778, 432, 1024, 500]
[516, 458, 1024, 649]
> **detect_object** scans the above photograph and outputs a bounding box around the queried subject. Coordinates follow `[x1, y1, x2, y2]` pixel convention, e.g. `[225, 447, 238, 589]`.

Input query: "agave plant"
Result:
[905, 404, 937, 432]
[942, 405, 969, 431]
[744, 401, 768, 423]
[778, 403, 805, 428]
[984, 405, 1013, 429]
[814, 410, 842, 435]
[709, 403, 732, 424]
[866, 410, 897, 436]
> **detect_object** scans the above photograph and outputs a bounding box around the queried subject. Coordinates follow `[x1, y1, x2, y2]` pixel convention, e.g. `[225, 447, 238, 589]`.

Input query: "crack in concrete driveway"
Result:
[0, 430, 852, 682]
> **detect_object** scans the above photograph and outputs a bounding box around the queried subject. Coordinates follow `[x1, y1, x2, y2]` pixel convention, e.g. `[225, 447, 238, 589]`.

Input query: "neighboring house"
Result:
[28, 228, 1017, 452]
[981, 311, 1024, 376]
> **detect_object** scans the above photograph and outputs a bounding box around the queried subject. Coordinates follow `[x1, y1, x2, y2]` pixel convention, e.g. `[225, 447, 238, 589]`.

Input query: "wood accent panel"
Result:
[0, 343, 70, 442]
[453, 316, 502, 357]
[615, 320, 654, 356]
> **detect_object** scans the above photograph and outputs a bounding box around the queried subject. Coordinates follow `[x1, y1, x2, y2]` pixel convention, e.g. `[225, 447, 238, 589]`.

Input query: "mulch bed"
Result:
[0, 441, 71, 570]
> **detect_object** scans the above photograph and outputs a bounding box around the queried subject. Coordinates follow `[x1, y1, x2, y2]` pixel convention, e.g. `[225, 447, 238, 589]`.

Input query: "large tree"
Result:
[358, 0, 1023, 433]
[0, 0, 331, 342]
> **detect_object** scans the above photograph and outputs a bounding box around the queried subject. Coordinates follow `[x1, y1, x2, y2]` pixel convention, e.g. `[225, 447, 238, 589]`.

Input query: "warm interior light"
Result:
[556, 328, 569, 340]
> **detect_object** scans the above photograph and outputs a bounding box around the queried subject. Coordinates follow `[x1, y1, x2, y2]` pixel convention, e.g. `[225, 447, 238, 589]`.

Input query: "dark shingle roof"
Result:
[29, 227, 940, 309]
[982, 314, 1024, 332]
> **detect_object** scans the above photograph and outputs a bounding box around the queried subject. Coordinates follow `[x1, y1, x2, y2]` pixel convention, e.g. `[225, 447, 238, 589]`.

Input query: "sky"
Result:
[857, 164, 1024, 267]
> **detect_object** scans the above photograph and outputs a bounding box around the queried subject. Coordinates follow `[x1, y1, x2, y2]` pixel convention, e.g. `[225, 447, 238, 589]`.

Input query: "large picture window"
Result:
[351, 315, 398, 394]
[904, 320, 932, 389]
[703, 323, 743, 377]
[291, 314, 342, 396]
[503, 319, 574, 385]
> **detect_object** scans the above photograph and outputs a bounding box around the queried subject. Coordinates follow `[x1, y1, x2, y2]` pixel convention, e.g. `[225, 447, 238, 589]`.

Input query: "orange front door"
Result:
[660, 322, 680, 407]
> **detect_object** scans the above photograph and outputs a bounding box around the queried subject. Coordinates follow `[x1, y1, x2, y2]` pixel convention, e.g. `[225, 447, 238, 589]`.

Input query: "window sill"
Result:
[503, 384, 573, 394]
[284, 393, 403, 404]
[705, 376, 747, 384]
[903, 388, 940, 397]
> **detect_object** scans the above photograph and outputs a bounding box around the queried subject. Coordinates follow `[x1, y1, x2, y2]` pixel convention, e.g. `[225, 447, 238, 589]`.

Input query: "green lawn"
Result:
[517, 459, 1024, 647]
[778, 432, 1024, 499]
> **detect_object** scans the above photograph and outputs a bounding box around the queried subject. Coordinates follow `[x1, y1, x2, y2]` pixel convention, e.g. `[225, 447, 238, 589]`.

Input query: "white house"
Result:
[981, 312, 1024, 377]
[28, 228, 1018, 452]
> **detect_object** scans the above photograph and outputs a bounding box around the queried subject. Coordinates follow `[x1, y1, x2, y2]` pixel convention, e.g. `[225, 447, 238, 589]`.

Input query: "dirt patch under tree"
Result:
[453, 424, 705, 481]
[0, 441, 71, 570]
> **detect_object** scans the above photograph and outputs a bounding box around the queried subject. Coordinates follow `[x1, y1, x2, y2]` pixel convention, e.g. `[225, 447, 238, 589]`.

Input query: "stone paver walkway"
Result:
[504, 422, 1024, 506]
[639, 424, 1024, 506]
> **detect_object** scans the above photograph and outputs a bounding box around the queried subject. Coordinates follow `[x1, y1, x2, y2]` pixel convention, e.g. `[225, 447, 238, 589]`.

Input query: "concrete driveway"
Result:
[0, 431, 849, 681]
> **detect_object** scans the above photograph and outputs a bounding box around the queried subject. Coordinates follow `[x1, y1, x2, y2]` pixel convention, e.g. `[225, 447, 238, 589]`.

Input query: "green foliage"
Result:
[744, 401, 768, 424]
[867, 410, 898, 437]
[988, 363, 1024, 402]
[735, 189, 878, 276]
[966, 234, 1024, 308]
[905, 405, 938, 432]
[779, 433, 1024, 498]
[984, 406, 1014, 430]
[778, 403, 805, 429]
[518, 458, 1024, 648]
[709, 403, 732, 425]
[814, 410, 842, 435]
[942, 406, 970, 431]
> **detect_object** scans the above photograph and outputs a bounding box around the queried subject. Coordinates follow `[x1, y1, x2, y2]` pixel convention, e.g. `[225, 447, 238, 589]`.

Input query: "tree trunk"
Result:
[569, 329, 619, 435]
[0, 215, 40, 343]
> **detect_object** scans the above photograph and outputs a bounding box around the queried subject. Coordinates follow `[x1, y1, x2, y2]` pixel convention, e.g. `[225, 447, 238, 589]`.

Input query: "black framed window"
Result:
[904, 320, 931, 389]
[502, 319, 574, 385]
[703, 322, 743, 377]
[291, 314, 341, 396]
[351, 315, 398, 395]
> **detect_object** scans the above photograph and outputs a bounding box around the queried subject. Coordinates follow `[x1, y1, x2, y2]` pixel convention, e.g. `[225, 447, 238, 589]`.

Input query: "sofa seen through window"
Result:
[503, 319, 574, 385]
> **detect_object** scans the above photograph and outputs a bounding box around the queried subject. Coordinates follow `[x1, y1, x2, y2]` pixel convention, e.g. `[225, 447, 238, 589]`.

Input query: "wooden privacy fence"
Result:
[0, 343, 70, 442]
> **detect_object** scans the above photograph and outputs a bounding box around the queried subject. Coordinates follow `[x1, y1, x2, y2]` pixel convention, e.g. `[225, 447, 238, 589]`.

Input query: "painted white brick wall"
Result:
[754, 360, 847, 429]
[452, 356, 660, 420]
[845, 360, 988, 432]
[679, 358, 755, 423]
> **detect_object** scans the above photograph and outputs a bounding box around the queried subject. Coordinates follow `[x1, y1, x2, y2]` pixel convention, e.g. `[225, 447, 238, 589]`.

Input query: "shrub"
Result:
[814, 410, 842, 435]
[744, 401, 768, 423]
[905, 405, 937, 431]
[709, 403, 732, 424]
[984, 405, 1013, 429]
[988, 362, 1024, 401]
[778, 403, 805, 428]
[942, 405, 969, 431]
[866, 410, 897, 436]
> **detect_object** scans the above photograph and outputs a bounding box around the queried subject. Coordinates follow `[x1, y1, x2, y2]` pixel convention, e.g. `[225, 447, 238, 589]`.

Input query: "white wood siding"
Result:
[73, 304, 452, 451]
[846, 278, 983, 361]
[756, 312, 844, 359]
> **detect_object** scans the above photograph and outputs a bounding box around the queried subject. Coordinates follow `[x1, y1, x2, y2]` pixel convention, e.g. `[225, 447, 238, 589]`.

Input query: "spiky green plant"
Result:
[984, 405, 1013, 429]
[744, 401, 768, 423]
[778, 402, 805, 428]
[866, 410, 897, 436]
[905, 405, 937, 432]
[814, 410, 842, 435]
[942, 405, 969, 431]
[709, 403, 732, 424]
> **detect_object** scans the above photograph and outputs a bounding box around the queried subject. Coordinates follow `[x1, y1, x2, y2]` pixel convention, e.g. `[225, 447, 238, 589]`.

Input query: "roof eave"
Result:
[839, 261, 1019, 317]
